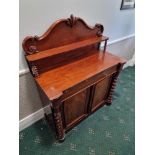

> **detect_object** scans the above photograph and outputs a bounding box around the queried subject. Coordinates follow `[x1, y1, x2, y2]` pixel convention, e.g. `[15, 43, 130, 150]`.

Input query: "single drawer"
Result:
[61, 64, 118, 101]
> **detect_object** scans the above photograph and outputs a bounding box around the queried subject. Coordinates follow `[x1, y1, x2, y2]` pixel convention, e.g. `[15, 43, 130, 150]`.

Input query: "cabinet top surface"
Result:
[35, 51, 126, 100]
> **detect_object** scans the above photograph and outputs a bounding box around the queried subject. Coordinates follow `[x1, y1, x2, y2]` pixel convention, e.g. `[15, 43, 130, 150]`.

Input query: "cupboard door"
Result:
[63, 88, 90, 129]
[92, 75, 113, 111]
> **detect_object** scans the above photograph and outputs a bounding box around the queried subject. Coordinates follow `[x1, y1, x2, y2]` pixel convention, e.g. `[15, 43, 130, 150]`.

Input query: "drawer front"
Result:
[91, 75, 113, 111]
[62, 65, 118, 101]
[63, 88, 90, 129]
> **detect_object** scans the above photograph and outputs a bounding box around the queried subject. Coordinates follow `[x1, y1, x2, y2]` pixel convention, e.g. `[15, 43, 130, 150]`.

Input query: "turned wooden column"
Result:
[51, 101, 65, 142]
[106, 64, 124, 106]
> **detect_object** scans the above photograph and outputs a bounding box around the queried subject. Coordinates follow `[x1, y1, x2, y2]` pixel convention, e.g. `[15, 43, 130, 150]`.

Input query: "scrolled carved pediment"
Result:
[22, 14, 104, 55]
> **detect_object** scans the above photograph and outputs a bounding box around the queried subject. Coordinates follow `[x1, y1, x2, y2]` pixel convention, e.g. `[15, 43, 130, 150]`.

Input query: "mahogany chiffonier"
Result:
[22, 15, 126, 142]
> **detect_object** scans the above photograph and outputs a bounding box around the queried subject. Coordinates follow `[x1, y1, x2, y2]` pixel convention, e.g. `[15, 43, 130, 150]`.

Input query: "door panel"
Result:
[92, 76, 112, 111]
[64, 88, 89, 128]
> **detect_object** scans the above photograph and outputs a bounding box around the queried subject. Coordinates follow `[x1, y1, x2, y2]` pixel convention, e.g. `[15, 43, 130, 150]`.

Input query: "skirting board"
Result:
[19, 106, 51, 132]
[123, 53, 135, 69]
[19, 60, 135, 132]
[19, 34, 135, 77]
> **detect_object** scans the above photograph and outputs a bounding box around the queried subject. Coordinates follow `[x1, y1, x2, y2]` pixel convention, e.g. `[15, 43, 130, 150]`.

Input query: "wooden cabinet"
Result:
[22, 15, 126, 142]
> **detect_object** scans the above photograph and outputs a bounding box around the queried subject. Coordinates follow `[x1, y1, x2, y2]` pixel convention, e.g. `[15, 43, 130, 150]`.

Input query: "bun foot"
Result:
[106, 101, 112, 106]
[57, 134, 65, 143]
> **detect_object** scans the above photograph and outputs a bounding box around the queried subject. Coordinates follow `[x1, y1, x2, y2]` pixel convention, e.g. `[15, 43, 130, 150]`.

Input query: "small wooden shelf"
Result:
[26, 36, 108, 61]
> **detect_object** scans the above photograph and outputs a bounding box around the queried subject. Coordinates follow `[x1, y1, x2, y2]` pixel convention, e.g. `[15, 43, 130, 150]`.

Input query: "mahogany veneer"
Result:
[22, 15, 126, 142]
[26, 36, 108, 61]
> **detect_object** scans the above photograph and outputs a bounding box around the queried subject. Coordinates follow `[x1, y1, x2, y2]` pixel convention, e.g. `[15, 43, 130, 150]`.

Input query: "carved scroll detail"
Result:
[28, 45, 37, 54]
[22, 36, 39, 55]
[67, 14, 77, 27]
[95, 24, 104, 36]
[31, 64, 39, 77]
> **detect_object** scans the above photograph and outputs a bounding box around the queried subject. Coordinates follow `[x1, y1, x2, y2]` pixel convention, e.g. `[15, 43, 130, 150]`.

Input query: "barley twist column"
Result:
[106, 64, 124, 106]
[51, 104, 65, 142]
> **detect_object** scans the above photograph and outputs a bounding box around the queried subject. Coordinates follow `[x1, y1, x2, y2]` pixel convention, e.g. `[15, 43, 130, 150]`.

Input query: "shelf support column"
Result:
[103, 39, 107, 52]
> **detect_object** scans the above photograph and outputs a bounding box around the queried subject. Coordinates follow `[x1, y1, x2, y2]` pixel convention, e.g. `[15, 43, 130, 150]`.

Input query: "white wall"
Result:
[19, 0, 135, 72]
